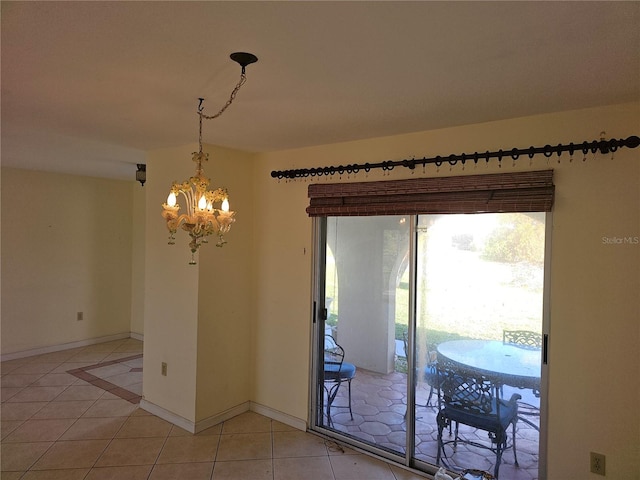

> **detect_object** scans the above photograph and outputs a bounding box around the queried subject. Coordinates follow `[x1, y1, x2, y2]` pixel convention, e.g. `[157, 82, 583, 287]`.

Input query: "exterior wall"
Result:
[332, 216, 400, 374]
[252, 102, 640, 479]
[1, 168, 133, 354]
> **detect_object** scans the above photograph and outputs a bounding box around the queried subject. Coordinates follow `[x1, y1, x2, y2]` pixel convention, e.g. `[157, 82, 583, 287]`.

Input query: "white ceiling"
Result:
[2, 1, 639, 180]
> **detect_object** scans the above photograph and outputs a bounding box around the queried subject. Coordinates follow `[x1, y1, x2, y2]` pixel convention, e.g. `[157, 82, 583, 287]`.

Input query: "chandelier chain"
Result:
[197, 73, 248, 153]
[200, 73, 248, 121]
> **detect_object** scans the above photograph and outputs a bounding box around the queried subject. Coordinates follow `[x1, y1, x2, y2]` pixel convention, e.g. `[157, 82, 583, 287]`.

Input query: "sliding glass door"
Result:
[316, 215, 411, 457]
[413, 213, 545, 478]
[313, 212, 547, 479]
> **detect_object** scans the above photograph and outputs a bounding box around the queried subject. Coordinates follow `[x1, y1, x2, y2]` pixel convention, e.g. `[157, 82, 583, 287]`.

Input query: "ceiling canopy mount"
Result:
[230, 52, 258, 73]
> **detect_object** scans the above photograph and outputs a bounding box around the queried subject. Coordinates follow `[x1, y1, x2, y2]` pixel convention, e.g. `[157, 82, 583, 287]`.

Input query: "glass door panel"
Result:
[414, 213, 544, 478]
[314, 212, 545, 479]
[318, 215, 410, 458]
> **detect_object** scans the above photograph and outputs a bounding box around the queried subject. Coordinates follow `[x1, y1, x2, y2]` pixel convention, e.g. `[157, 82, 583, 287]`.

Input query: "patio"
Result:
[325, 366, 540, 480]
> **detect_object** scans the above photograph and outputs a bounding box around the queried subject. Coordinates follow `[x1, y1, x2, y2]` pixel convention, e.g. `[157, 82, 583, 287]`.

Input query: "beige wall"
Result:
[142, 144, 200, 422]
[195, 145, 255, 421]
[142, 144, 255, 424]
[1, 168, 134, 354]
[251, 165, 314, 421]
[252, 102, 639, 479]
[2, 101, 638, 478]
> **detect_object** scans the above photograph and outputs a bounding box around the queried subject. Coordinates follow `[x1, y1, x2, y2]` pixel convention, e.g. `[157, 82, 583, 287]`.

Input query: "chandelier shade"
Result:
[161, 52, 257, 264]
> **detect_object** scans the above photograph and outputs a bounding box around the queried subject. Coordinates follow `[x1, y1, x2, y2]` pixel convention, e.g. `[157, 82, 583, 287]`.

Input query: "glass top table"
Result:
[436, 339, 541, 390]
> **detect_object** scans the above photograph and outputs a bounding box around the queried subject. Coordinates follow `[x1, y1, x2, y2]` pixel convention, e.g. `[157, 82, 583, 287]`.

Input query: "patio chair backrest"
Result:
[503, 330, 542, 350]
[437, 356, 494, 416]
[436, 355, 521, 478]
[402, 330, 437, 363]
[324, 334, 345, 368]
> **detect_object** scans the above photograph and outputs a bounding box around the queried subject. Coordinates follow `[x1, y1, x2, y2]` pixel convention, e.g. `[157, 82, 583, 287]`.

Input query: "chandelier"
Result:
[161, 52, 258, 264]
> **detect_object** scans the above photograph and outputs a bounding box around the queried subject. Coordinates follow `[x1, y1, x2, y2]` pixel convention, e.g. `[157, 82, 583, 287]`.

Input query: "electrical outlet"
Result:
[76, 311, 83, 321]
[161, 362, 167, 376]
[590, 452, 606, 476]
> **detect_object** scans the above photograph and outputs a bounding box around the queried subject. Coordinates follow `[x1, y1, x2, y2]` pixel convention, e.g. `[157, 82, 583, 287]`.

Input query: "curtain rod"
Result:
[270, 135, 640, 180]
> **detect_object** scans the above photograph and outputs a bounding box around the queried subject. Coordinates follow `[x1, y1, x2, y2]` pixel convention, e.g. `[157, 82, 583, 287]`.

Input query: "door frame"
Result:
[308, 213, 551, 479]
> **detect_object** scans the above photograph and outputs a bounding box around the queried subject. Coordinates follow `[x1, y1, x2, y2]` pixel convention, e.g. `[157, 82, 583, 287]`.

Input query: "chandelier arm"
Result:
[177, 213, 190, 225]
[171, 213, 191, 230]
[181, 189, 196, 217]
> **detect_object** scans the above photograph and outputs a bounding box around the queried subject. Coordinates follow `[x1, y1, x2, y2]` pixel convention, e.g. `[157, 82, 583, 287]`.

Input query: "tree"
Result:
[481, 213, 545, 265]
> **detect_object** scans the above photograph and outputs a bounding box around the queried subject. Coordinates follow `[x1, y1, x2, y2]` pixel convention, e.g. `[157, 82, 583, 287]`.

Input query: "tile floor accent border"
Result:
[66, 354, 143, 404]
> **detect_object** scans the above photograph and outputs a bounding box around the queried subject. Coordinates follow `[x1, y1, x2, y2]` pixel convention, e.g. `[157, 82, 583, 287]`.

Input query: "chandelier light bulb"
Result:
[221, 198, 230, 212]
[198, 195, 207, 210]
[167, 192, 177, 207]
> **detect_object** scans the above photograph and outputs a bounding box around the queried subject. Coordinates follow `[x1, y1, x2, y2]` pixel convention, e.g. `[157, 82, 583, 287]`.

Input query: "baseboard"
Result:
[139, 399, 196, 433]
[194, 402, 306, 432]
[130, 332, 144, 342]
[140, 400, 254, 434]
[142, 399, 307, 434]
[194, 401, 251, 433]
[0, 332, 133, 362]
[250, 402, 307, 431]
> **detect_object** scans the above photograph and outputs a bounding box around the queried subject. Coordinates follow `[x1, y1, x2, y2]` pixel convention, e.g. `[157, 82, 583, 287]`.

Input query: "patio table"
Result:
[436, 339, 541, 390]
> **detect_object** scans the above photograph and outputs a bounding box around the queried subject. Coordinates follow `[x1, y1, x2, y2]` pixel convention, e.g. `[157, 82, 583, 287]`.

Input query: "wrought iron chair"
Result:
[323, 334, 356, 424]
[436, 356, 521, 479]
[403, 331, 440, 408]
[503, 330, 542, 430]
[503, 330, 542, 349]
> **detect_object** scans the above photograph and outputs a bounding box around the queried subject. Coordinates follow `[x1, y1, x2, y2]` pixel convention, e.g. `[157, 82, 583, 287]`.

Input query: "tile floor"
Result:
[1, 339, 427, 479]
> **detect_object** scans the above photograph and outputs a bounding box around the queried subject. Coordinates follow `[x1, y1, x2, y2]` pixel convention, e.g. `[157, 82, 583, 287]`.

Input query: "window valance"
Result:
[307, 170, 554, 217]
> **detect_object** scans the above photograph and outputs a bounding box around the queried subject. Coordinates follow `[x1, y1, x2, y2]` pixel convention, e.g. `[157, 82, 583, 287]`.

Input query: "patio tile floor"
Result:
[326, 367, 539, 480]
